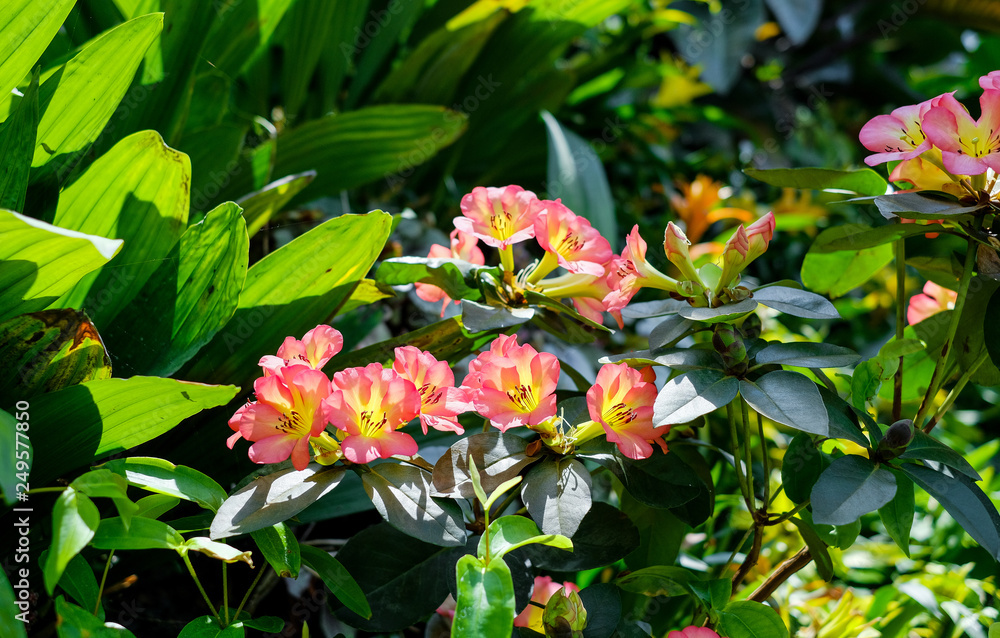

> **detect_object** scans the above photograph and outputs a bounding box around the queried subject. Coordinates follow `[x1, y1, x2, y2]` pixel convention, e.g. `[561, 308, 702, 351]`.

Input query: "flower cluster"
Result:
[417, 184, 777, 326]
[860, 72, 1000, 201]
[227, 328, 671, 467]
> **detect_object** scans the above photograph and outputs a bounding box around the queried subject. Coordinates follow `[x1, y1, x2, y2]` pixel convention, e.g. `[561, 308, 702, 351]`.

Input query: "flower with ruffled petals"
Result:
[414, 230, 486, 316]
[859, 99, 935, 166]
[530, 199, 612, 279]
[907, 281, 957, 325]
[232, 366, 332, 470]
[455, 184, 538, 257]
[923, 91, 1000, 175]
[259, 325, 343, 375]
[467, 336, 560, 431]
[323, 363, 422, 464]
[576, 363, 666, 460]
[462, 333, 520, 392]
[604, 226, 679, 313]
[392, 346, 471, 434]
[513, 576, 580, 632]
[667, 627, 721, 638]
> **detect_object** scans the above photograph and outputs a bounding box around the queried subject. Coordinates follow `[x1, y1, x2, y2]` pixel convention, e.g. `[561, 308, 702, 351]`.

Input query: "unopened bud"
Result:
[663, 222, 703, 285]
[713, 323, 748, 375]
[543, 587, 587, 638]
[877, 419, 914, 460]
[741, 313, 763, 339]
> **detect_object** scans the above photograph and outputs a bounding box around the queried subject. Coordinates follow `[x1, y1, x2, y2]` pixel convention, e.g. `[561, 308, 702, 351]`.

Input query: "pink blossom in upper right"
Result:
[858, 98, 935, 166]
[923, 91, 1000, 175]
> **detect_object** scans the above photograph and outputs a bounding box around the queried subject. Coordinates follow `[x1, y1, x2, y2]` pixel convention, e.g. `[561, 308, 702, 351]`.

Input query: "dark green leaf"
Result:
[521, 458, 592, 537]
[90, 516, 184, 551]
[588, 444, 702, 510]
[55, 553, 99, 613]
[523, 502, 639, 571]
[751, 286, 840, 319]
[620, 299, 686, 319]
[809, 223, 950, 253]
[462, 299, 535, 332]
[789, 517, 834, 581]
[177, 616, 243, 638]
[754, 342, 859, 368]
[201, 0, 296, 77]
[100, 457, 227, 513]
[676, 298, 758, 323]
[615, 565, 694, 597]
[810, 455, 897, 526]
[299, 544, 371, 619]
[988, 288, 1000, 370]
[879, 469, 914, 557]
[0, 569, 28, 638]
[648, 315, 695, 349]
[579, 583, 621, 638]
[44, 488, 99, 596]
[740, 371, 829, 436]
[0, 69, 38, 211]
[744, 167, 887, 196]
[362, 463, 468, 547]
[717, 600, 789, 638]
[781, 434, 824, 504]
[251, 523, 300, 578]
[453, 554, 516, 638]
[432, 431, 538, 499]
[55, 597, 137, 638]
[875, 192, 983, 220]
[653, 369, 739, 425]
[898, 430, 980, 480]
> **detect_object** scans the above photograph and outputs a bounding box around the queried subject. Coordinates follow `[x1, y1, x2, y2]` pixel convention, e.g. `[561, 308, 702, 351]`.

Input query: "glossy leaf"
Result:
[43, 488, 100, 596]
[0, 211, 122, 322]
[615, 565, 694, 597]
[753, 342, 859, 368]
[521, 458, 592, 537]
[251, 523, 300, 578]
[182, 211, 392, 388]
[210, 465, 346, 539]
[236, 171, 316, 237]
[362, 463, 468, 547]
[524, 502, 639, 572]
[789, 517, 834, 581]
[897, 430, 980, 480]
[751, 286, 840, 319]
[648, 315, 695, 349]
[809, 222, 950, 253]
[740, 371, 829, 436]
[584, 443, 702, 511]
[781, 434, 825, 504]
[55, 597, 136, 638]
[744, 166, 887, 196]
[133, 494, 180, 519]
[55, 553, 100, 614]
[0, 69, 38, 211]
[879, 470, 914, 557]
[376, 256, 484, 301]
[462, 299, 535, 332]
[30, 377, 239, 487]
[432, 431, 538, 499]
[31, 14, 163, 180]
[453, 554, 516, 638]
[70, 469, 138, 529]
[100, 456, 227, 513]
[875, 192, 983, 220]
[801, 243, 894, 298]
[479, 515, 573, 561]
[653, 369, 739, 426]
[0, 0, 75, 98]
[676, 298, 758, 323]
[91, 516, 185, 551]
[717, 600, 790, 638]
[54, 130, 191, 327]
[810, 455, 897, 526]
[299, 544, 371, 619]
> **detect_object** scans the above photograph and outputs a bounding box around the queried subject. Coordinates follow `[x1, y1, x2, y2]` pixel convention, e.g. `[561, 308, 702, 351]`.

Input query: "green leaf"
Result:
[251, 523, 300, 578]
[521, 458, 592, 537]
[676, 298, 758, 323]
[0, 309, 111, 404]
[71, 469, 138, 529]
[201, 0, 296, 77]
[272, 106, 467, 201]
[717, 600, 790, 638]
[987, 288, 1000, 370]
[810, 455, 897, 526]
[686, 577, 732, 612]
[808, 222, 950, 253]
[54, 130, 191, 327]
[91, 516, 184, 551]
[740, 371, 829, 436]
[210, 464, 346, 539]
[133, 493, 180, 519]
[237, 171, 316, 237]
[31, 14, 163, 180]
[0, 569, 28, 638]
[744, 167, 887, 196]
[55, 597, 137, 638]
[453, 554, 516, 638]
[898, 430, 980, 480]
[878, 469, 914, 557]
[789, 517, 834, 581]
[801, 242, 894, 298]
[541, 110, 617, 247]
[874, 192, 983, 220]
[182, 211, 392, 388]
[101, 457, 227, 513]
[0, 68, 38, 211]
[462, 299, 535, 332]
[523, 502, 639, 572]
[754, 342, 859, 368]
[336, 278, 395, 316]
[585, 443, 705, 511]
[177, 616, 244, 638]
[343, 0, 422, 106]
[900, 463, 1000, 560]
[615, 565, 694, 597]
[781, 434, 825, 504]
[0, 0, 76, 98]
[30, 377, 239, 487]
[432, 431, 538, 499]
[376, 256, 483, 301]
[479, 515, 573, 561]
[653, 369, 739, 425]
[44, 488, 100, 596]
[362, 463, 468, 547]
[751, 286, 841, 320]
[0, 409, 25, 506]
[182, 537, 254, 565]
[54, 553, 99, 616]
[577, 583, 621, 638]
[648, 315, 696, 349]
[102, 201, 249, 377]
[299, 544, 371, 619]
[0, 211, 122, 322]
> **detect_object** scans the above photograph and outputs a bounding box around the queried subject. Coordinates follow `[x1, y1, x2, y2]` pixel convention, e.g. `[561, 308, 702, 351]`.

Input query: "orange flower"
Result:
[670, 175, 754, 243]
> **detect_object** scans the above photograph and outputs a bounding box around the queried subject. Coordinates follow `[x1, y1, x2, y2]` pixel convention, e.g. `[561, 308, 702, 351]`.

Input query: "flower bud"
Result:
[663, 222, 703, 285]
[744, 212, 776, 263]
[877, 419, 915, 460]
[717, 226, 749, 291]
[677, 279, 705, 297]
[543, 587, 587, 638]
[741, 313, 763, 339]
[712, 323, 748, 376]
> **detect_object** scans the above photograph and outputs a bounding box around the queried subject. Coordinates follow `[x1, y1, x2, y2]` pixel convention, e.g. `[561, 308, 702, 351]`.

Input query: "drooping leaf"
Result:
[362, 463, 468, 548]
[453, 554, 516, 638]
[100, 456, 227, 513]
[753, 342, 859, 368]
[717, 600, 790, 638]
[521, 458, 592, 538]
[210, 464, 346, 539]
[479, 515, 573, 561]
[879, 469, 914, 558]
[653, 369, 739, 426]
[781, 434, 825, 504]
[808, 222, 950, 253]
[0, 0, 76, 99]
[0, 211, 122, 322]
[0, 69, 38, 211]
[744, 167, 887, 196]
[54, 130, 191, 327]
[740, 371, 829, 436]
[182, 537, 253, 566]
[90, 516, 185, 551]
[789, 517, 834, 581]
[801, 243, 894, 298]
[898, 430, 980, 480]
[31, 377, 239, 487]
[810, 455, 897, 526]
[751, 286, 841, 319]
[299, 544, 371, 620]
[432, 431, 538, 499]
[251, 522, 300, 578]
[43, 488, 100, 595]
[55, 597, 137, 638]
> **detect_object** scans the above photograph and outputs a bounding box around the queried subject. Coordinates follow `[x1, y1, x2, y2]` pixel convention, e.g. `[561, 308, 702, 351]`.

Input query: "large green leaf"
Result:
[100, 457, 228, 512]
[800, 242, 894, 298]
[0, 211, 122, 322]
[523, 502, 639, 572]
[251, 522, 300, 578]
[56, 597, 137, 638]
[236, 171, 315, 237]
[201, 0, 296, 77]
[810, 454, 897, 526]
[54, 130, 191, 327]
[0, 0, 76, 98]
[744, 167, 887, 196]
[808, 222, 950, 253]
[753, 342, 859, 369]
[30, 376, 239, 486]
[879, 469, 914, 557]
[31, 13, 163, 180]
[299, 544, 371, 620]
[453, 555, 516, 638]
[478, 515, 573, 561]
[182, 211, 391, 388]
[717, 600, 789, 638]
[652, 369, 739, 425]
[272, 106, 467, 200]
[362, 463, 468, 547]
[781, 434, 825, 504]
[90, 516, 185, 550]
[343, 0, 423, 107]
[0, 309, 111, 405]
[43, 488, 100, 596]
[102, 202, 248, 377]
[520, 458, 592, 537]
[0, 69, 38, 211]
[739, 371, 829, 436]
[751, 286, 840, 320]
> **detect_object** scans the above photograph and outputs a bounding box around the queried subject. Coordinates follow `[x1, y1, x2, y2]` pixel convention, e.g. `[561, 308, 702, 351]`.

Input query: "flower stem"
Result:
[94, 550, 114, 616]
[756, 412, 770, 507]
[526, 251, 559, 284]
[739, 398, 755, 509]
[893, 238, 906, 422]
[223, 563, 229, 626]
[924, 350, 989, 433]
[234, 566, 267, 622]
[500, 246, 515, 273]
[727, 401, 752, 509]
[183, 554, 221, 623]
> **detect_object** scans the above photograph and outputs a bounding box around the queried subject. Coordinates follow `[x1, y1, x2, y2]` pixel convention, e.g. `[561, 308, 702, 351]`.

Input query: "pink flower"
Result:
[323, 363, 422, 464]
[465, 335, 560, 431]
[462, 333, 521, 392]
[604, 226, 678, 313]
[531, 199, 612, 278]
[859, 99, 935, 166]
[414, 229, 485, 316]
[232, 366, 332, 470]
[717, 225, 749, 289]
[259, 325, 343, 375]
[392, 346, 472, 434]
[744, 211, 775, 263]
[513, 576, 580, 631]
[923, 91, 1000, 175]
[663, 222, 703, 283]
[535, 268, 624, 328]
[667, 627, 721, 638]
[907, 281, 957, 325]
[980, 71, 1000, 90]
[580, 363, 667, 460]
[454, 185, 539, 251]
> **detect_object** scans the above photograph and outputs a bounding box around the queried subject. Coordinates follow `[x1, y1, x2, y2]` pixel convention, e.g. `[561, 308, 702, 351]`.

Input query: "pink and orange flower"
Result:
[576, 363, 667, 460]
[392, 346, 471, 434]
[530, 199, 613, 279]
[667, 627, 721, 638]
[259, 324, 343, 375]
[907, 281, 957, 325]
[604, 225, 680, 313]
